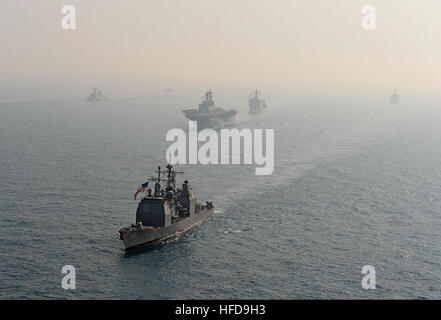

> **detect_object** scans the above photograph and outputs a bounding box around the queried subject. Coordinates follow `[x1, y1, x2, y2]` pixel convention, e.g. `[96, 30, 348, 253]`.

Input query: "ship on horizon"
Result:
[165, 85, 175, 94]
[87, 87, 106, 102]
[182, 89, 237, 128]
[248, 89, 268, 115]
[390, 86, 400, 104]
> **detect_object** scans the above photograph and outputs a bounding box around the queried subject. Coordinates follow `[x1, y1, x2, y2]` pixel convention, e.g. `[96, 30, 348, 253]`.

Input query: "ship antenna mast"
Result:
[147, 163, 183, 193]
[165, 163, 183, 191]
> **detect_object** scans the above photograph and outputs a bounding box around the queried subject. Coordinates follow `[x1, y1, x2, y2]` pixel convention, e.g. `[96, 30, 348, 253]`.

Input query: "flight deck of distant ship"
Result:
[182, 89, 237, 128]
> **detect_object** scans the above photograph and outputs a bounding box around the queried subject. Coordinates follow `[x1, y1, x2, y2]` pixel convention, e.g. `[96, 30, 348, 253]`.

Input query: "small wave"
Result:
[223, 229, 242, 234]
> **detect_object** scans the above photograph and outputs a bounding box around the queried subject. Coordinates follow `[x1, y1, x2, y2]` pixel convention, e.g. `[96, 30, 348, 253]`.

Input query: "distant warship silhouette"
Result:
[182, 89, 237, 128]
[390, 86, 400, 104]
[87, 87, 106, 102]
[248, 89, 268, 115]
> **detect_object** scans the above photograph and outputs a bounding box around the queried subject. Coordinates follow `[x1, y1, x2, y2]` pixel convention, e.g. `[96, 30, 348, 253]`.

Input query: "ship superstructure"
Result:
[248, 89, 268, 115]
[87, 87, 106, 102]
[390, 86, 400, 104]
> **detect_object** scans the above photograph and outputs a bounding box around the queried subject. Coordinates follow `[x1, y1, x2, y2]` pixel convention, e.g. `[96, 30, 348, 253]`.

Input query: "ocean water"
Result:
[0, 95, 440, 299]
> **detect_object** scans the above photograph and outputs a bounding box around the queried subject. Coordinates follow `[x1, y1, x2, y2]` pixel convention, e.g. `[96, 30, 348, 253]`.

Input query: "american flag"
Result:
[134, 182, 149, 200]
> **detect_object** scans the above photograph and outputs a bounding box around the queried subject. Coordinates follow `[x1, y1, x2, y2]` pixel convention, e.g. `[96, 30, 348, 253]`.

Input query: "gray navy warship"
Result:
[248, 89, 268, 115]
[183, 89, 237, 128]
[119, 164, 214, 250]
[390, 86, 400, 104]
[87, 87, 106, 102]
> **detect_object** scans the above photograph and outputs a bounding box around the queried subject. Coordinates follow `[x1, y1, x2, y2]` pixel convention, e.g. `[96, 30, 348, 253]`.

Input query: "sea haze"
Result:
[0, 95, 440, 299]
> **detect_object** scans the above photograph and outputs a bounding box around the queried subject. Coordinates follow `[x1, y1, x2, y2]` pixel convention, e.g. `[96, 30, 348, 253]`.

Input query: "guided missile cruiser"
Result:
[119, 164, 214, 250]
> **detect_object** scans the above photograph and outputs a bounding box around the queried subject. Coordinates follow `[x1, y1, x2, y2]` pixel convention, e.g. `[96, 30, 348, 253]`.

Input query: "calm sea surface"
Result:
[1, 95, 440, 299]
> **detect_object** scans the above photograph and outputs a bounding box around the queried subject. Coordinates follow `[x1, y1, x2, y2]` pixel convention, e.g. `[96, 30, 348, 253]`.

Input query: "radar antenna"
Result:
[147, 164, 183, 192]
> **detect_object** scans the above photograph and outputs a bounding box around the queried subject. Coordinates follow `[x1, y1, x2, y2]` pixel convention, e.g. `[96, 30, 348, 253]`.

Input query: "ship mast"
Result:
[148, 165, 183, 194]
[165, 163, 183, 191]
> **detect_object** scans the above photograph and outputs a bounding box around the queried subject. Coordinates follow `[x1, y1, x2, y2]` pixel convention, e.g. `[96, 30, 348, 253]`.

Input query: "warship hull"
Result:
[183, 114, 235, 129]
[249, 105, 265, 115]
[86, 97, 105, 102]
[119, 207, 214, 250]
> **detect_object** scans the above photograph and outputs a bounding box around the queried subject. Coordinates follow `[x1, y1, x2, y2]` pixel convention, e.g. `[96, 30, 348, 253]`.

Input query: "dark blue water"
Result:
[1, 96, 440, 299]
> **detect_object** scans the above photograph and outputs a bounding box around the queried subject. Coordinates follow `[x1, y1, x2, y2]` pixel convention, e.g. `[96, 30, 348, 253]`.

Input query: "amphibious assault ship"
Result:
[390, 86, 400, 104]
[87, 87, 106, 102]
[119, 164, 214, 250]
[248, 89, 268, 115]
[182, 89, 237, 128]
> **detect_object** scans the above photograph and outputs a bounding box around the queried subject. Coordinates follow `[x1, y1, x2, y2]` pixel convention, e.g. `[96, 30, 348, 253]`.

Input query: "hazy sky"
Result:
[1, 0, 441, 100]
